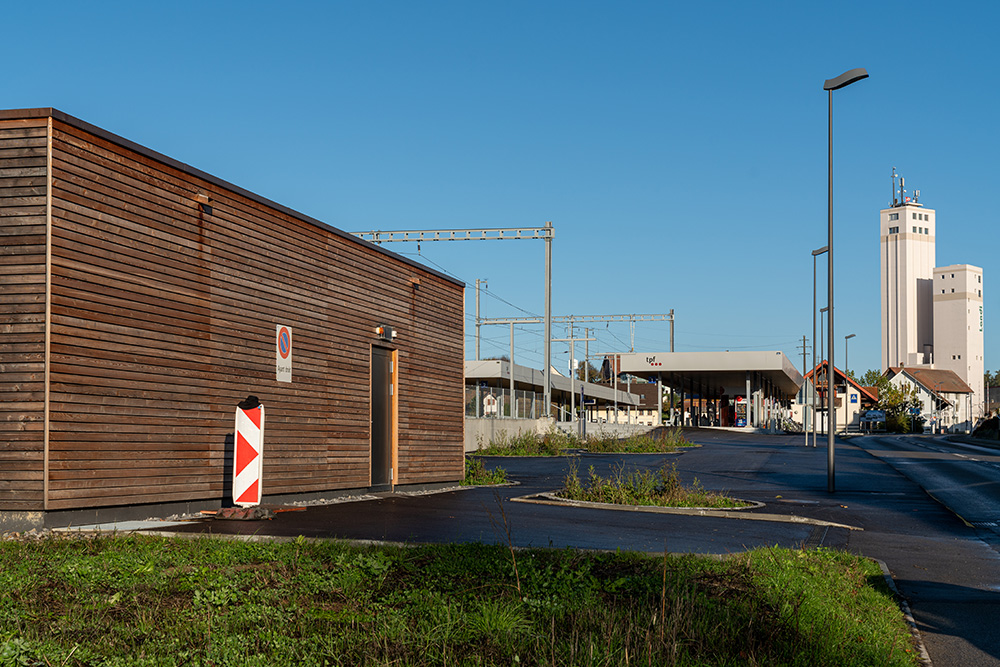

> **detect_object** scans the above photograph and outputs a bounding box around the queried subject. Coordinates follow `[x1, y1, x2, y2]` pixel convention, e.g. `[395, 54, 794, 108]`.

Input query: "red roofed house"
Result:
[797, 361, 878, 433]
[885, 366, 973, 433]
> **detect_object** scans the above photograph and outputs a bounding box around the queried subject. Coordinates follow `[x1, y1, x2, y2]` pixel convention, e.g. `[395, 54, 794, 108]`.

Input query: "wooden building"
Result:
[0, 108, 465, 528]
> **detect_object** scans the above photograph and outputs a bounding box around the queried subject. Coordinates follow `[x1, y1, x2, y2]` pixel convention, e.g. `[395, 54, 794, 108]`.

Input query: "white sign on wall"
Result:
[276, 325, 292, 382]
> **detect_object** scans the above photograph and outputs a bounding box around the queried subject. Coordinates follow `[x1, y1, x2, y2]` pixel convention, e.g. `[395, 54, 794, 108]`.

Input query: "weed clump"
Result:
[462, 458, 508, 485]
[559, 460, 751, 509]
[476, 428, 581, 456]
[584, 427, 693, 453]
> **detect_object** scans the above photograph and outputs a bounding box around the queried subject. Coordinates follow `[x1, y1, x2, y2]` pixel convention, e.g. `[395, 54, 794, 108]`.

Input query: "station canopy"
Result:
[613, 351, 803, 399]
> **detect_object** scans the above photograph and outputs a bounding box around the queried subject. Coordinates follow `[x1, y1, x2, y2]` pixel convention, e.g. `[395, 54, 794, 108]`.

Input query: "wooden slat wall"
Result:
[38, 116, 463, 510]
[0, 119, 48, 511]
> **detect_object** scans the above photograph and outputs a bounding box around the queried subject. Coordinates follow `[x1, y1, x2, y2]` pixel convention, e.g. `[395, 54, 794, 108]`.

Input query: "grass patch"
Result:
[462, 457, 508, 485]
[0, 535, 918, 666]
[559, 460, 751, 509]
[584, 427, 693, 454]
[475, 428, 581, 456]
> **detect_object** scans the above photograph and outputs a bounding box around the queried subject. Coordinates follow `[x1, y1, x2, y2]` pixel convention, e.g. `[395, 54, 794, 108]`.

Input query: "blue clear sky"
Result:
[5, 1, 996, 378]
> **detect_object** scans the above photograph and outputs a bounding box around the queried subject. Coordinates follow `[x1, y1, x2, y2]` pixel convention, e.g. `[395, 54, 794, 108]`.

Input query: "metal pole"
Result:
[802, 334, 808, 446]
[510, 322, 515, 419]
[820, 66, 867, 489]
[820, 307, 828, 436]
[669, 309, 674, 352]
[669, 386, 675, 425]
[569, 323, 576, 428]
[475, 279, 486, 360]
[613, 356, 618, 424]
[827, 88, 836, 493]
[657, 376, 663, 427]
[812, 254, 817, 447]
[544, 221, 552, 418]
[845, 333, 855, 433]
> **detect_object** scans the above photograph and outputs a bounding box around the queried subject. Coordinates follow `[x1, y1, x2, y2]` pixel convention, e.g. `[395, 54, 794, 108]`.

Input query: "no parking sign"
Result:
[276, 325, 292, 383]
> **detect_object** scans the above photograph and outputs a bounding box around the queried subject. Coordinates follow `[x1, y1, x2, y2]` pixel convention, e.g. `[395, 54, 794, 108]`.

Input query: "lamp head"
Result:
[824, 68, 869, 91]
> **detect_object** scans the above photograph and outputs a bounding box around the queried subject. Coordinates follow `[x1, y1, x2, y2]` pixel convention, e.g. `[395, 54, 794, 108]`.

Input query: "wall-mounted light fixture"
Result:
[375, 324, 396, 341]
[194, 192, 212, 215]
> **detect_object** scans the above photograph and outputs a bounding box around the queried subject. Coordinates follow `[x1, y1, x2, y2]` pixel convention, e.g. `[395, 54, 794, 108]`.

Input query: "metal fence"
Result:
[465, 386, 543, 419]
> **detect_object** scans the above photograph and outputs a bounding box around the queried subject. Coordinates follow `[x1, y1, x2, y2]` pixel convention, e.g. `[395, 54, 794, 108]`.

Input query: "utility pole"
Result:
[509, 321, 515, 418]
[353, 224, 555, 415]
[475, 279, 487, 360]
[481, 312, 674, 424]
[669, 309, 675, 352]
[553, 331, 596, 435]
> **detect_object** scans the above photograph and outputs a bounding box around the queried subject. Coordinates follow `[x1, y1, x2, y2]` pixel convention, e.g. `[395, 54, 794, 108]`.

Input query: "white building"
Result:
[933, 265, 985, 415]
[880, 200, 935, 368]
[879, 175, 985, 422]
[885, 366, 974, 433]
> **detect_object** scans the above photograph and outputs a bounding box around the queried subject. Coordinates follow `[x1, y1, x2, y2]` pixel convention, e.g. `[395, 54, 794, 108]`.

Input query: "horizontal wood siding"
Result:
[42, 117, 463, 510]
[0, 119, 48, 510]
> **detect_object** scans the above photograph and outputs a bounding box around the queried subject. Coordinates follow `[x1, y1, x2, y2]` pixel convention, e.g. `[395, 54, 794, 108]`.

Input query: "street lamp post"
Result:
[845, 333, 856, 432]
[812, 247, 828, 448]
[823, 67, 868, 493]
[820, 306, 829, 436]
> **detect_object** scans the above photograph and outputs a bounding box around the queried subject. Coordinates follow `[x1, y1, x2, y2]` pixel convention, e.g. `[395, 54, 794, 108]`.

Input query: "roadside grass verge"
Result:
[476, 427, 693, 456]
[559, 460, 751, 509]
[0, 535, 918, 666]
[462, 457, 508, 485]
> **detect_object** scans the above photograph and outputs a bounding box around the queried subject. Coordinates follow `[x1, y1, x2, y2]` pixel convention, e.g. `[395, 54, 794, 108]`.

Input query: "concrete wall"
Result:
[554, 421, 656, 439]
[465, 418, 660, 451]
[465, 418, 555, 452]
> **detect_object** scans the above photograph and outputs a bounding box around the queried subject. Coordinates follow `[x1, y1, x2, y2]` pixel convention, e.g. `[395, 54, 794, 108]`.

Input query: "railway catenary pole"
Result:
[353, 225, 555, 415]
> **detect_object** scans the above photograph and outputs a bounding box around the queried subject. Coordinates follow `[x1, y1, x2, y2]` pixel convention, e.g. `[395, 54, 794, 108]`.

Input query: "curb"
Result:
[875, 558, 934, 666]
[512, 492, 862, 530]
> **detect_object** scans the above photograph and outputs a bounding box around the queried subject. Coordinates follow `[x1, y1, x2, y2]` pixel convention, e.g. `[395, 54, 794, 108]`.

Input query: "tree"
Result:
[858, 369, 883, 387]
[873, 376, 923, 433]
[985, 370, 1000, 388]
[574, 361, 601, 383]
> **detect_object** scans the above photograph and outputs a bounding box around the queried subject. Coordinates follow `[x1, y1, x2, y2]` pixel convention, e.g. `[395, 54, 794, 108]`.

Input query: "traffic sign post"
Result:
[233, 396, 264, 506]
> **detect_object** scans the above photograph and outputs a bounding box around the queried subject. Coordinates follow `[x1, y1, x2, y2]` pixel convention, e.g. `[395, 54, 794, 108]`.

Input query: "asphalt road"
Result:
[155, 430, 1000, 666]
[851, 434, 1000, 666]
[855, 434, 1000, 531]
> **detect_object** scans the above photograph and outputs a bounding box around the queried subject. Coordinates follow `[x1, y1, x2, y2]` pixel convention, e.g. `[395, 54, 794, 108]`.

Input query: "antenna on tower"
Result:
[891, 167, 898, 206]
